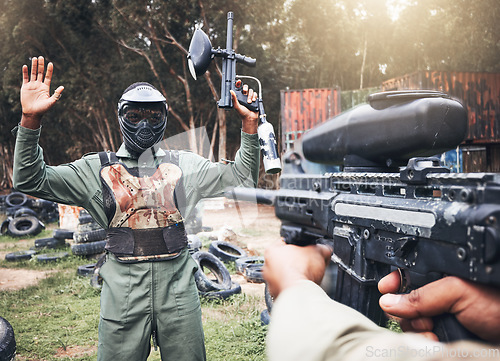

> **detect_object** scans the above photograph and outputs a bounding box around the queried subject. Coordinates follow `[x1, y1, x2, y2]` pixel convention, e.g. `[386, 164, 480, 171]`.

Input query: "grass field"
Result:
[0, 227, 267, 361]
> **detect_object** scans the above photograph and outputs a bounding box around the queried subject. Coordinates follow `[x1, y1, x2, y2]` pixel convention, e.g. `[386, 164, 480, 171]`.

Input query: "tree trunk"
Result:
[0, 144, 13, 189]
[218, 109, 227, 161]
[360, 37, 367, 89]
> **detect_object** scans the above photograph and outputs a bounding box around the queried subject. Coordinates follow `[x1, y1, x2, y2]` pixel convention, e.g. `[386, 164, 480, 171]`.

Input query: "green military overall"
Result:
[13, 125, 260, 360]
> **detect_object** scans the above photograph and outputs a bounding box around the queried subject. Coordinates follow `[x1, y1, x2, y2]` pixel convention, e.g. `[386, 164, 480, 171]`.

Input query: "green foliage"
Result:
[0, 0, 498, 186]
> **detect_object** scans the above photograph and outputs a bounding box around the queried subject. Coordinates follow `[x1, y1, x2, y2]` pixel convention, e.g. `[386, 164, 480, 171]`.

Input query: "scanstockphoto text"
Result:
[365, 344, 499, 359]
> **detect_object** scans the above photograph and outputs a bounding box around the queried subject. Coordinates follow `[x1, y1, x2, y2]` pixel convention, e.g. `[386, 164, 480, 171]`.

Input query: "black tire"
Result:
[208, 241, 248, 263]
[5, 207, 19, 218]
[31, 199, 56, 211]
[244, 264, 264, 283]
[260, 309, 271, 326]
[264, 282, 274, 313]
[41, 210, 59, 224]
[235, 256, 264, 274]
[191, 251, 232, 292]
[13, 207, 37, 218]
[77, 222, 103, 233]
[36, 252, 69, 263]
[0, 220, 10, 235]
[34, 237, 66, 250]
[5, 250, 37, 262]
[71, 240, 107, 256]
[77, 263, 96, 277]
[7, 216, 42, 237]
[0, 316, 16, 361]
[53, 229, 74, 240]
[73, 229, 107, 243]
[5, 192, 29, 208]
[198, 282, 242, 300]
[78, 214, 94, 224]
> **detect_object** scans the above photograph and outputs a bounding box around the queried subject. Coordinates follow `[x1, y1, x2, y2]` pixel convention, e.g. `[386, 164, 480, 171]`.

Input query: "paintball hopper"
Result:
[302, 90, 468, 171]
[187, 27, 214, 80]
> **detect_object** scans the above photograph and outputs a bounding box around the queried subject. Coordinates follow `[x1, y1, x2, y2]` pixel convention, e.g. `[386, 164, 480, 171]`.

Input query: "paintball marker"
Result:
[227, 90, 500, 342]
[187, 11, 281, 174]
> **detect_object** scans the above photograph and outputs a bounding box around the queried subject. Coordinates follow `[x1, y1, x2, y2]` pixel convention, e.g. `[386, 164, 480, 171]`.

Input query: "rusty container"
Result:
[280, 88, 341, 151]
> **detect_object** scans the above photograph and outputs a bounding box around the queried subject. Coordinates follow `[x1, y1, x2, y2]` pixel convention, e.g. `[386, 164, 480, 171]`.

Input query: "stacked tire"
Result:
[191, 237, 251, 300]
[191, 236, 265, 301]
[235, 255, 268, 325]
[191, 251, 241, 300]
[208, 240, 248, 263]
[4, 228, 73, 263]
[0, 316, 16, 361]
[34, 228, 73, 251]
[235, 256, 265, 284]
[71, 211, 106, 257]
[261, 282, 273, 326]
[0, 192, 59, 237]
[32, 228, 73, 263]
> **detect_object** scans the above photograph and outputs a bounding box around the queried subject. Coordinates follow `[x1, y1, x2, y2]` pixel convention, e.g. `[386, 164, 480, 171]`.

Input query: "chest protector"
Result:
[99, 151, 188, 262]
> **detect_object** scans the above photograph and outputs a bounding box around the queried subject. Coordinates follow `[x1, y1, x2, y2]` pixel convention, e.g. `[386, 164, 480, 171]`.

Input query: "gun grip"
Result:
[433, 313, 481, 342]
[234, 83, 259, 112]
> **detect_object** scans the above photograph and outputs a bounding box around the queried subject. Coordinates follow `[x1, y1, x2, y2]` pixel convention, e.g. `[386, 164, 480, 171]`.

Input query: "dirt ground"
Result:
[0, 199, 282, 294]
[201, 198, 282, 254]
[197, 199, 282, 297]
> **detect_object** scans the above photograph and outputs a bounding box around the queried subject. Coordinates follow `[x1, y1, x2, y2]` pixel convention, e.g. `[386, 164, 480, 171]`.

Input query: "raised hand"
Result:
[230, 83, 258, 134]
[20, 56, 64, 129]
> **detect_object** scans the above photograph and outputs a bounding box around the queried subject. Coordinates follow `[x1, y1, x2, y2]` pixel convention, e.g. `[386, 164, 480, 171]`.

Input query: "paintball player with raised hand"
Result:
[263, 243, 500, 361]
[13, 56, 261, 361]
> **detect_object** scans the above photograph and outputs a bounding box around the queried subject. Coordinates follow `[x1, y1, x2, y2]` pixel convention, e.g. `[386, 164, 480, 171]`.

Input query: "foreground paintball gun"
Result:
[187, 11, 281, 174]
[227, 90, 500, 342]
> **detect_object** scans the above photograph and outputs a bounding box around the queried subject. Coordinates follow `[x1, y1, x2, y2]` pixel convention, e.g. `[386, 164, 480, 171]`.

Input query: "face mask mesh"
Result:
[117, 83, 168, 155]
[118, 102, 167, 154]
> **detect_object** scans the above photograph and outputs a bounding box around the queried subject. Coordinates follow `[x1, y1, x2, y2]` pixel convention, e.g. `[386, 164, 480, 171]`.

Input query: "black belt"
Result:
[105, 223, 188, 262]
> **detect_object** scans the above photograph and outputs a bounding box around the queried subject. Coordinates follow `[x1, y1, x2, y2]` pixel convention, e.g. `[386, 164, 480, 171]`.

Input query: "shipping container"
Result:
[280, 88, 341, 151]
[382, 71, 500, 144]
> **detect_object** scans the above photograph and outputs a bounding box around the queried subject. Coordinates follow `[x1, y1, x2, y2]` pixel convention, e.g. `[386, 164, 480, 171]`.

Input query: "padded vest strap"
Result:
[98, 151, 119, 167]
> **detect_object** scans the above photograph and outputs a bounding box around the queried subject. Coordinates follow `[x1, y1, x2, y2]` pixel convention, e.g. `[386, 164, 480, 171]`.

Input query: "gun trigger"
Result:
[394, 236, 418, 258]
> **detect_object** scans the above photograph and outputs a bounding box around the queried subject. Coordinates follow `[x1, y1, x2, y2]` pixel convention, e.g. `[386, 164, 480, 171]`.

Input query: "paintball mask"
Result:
[118, 82, 168, 155]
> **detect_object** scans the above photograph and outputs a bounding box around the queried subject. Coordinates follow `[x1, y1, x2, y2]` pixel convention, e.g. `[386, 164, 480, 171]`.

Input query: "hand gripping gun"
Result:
[187, 11, 281, 174]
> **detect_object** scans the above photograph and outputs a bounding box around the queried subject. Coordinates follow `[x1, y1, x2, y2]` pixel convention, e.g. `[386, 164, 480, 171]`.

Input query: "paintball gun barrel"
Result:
[227, 91, 500, 342]
[187, 11, 281, 174]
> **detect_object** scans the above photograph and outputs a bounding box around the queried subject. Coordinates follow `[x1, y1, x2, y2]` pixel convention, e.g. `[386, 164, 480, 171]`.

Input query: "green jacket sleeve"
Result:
[13, 125, 104, 221]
